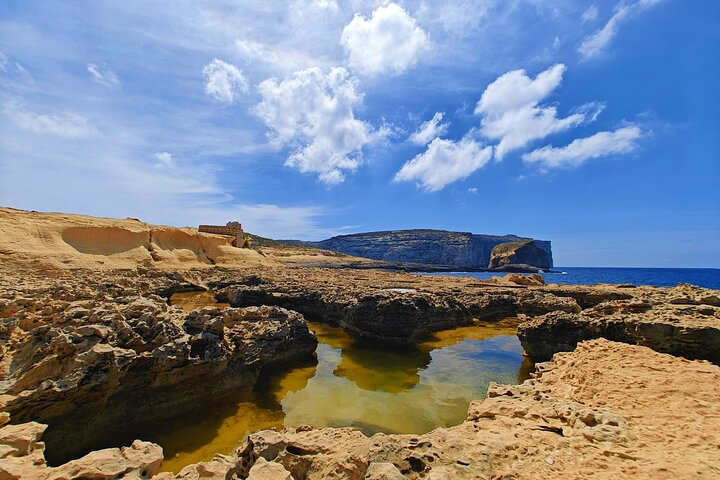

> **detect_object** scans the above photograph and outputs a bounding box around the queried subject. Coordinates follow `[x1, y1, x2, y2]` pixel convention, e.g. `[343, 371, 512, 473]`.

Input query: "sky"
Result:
[1, 0, 719, 267]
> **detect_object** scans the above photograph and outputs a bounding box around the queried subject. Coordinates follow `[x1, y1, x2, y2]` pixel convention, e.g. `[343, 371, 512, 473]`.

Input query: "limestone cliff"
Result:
[307, 229, 553, 270]
[488, 240, 553, 270]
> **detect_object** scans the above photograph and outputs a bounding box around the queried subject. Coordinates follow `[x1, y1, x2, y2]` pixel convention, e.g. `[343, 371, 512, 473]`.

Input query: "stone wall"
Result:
[199, 222, 244, 247]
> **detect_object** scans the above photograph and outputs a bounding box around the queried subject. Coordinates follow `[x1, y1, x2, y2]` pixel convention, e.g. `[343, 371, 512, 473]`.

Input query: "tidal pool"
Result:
[154, 292, 531, 472]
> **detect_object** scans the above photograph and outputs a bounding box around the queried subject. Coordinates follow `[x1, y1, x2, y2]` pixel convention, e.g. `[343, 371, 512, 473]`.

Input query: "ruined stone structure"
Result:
[199, 222, 245, 247]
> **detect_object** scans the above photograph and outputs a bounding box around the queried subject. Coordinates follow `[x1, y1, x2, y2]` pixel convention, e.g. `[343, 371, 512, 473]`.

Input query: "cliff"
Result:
[306, 229, 553, 270]
[489, 240, 553, 270]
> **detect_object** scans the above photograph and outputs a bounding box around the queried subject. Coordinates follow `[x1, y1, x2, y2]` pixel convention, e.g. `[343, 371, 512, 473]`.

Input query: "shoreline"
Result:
[1, 209, 719, 479]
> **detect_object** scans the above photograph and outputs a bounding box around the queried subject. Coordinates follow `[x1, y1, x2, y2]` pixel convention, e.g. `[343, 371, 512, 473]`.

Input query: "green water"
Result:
[158, 293, 529, 473]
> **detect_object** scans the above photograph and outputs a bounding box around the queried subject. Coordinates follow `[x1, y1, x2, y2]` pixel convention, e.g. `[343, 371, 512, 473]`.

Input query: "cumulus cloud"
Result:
[4, 102, 96, 138]
[475, 64, 595, 160]
[341, 3, 429, 76]
[257, 66, 383, 184]
[394, 136, 493, 191]
[579, 1, 663, 59]
[202, 58, 249, 103]
[522, 125, 642, 170]
[409, 112, 448, 145]
[87, 63, 120, 88]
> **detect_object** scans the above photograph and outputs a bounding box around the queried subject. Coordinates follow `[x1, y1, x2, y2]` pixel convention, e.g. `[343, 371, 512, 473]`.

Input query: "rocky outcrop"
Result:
[181, 339, 720, 479]
[2, 265, 719, 478]
[0, 207, 274, 270]
[305, 229, 553, 270]
[7, 339, 720, 479]
[518, 283, 720, 363]
[0, 413, 163, 480]
[488, 240, 553, 271]
[217, 269, 580, 344]
[0, 275, 317, 464]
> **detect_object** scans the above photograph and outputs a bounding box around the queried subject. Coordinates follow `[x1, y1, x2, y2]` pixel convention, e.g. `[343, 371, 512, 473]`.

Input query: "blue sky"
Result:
[1, 0, 718, 267]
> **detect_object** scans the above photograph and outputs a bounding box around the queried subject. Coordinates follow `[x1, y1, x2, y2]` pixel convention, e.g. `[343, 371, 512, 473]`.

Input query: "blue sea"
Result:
[424, 267, 720, 290]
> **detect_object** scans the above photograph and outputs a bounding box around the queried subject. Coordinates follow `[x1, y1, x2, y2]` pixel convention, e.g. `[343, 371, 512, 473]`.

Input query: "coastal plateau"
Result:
[296, 230, 554, 271]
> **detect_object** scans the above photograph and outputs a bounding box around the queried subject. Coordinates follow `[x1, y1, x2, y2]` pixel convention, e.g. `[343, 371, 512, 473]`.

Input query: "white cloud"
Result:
[578, 5, 630, 59]
[475, 64, 592, 159]
[582, 5, 599, 22]
[341, 3, 429, 76]
[579, 0, 663, 59]
[87, 63, 120, 88]
[200, 203, 337, 240]
[0, 51, 32, 83]
[311, 0, 338, 10]
[394, 136, 493, 191]
[416, 0, 494, 35]
[4, 102, 96, 138]
[522, 125, 642, 169]
[202, 58, 249, 103]
[256, 66, 384, 184]
[409, 112, 448, 145]
[154, 151, 173, 167]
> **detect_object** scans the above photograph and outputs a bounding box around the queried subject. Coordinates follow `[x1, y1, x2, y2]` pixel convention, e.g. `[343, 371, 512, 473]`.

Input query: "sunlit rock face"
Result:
[518, 283, 720, 363]
[488, 240, 553, 271]
[0, 280, 317, 466]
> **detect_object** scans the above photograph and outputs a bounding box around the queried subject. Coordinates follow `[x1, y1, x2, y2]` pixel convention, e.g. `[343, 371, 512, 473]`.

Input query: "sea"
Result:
[424, 267, 720, 290]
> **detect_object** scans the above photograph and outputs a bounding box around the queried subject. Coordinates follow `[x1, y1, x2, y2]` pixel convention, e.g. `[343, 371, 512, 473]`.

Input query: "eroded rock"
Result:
[518, 284, 720, 363]
[0, 278, 317, 464]
[201, 339, 720, 480]
[0, 415, 163, 480]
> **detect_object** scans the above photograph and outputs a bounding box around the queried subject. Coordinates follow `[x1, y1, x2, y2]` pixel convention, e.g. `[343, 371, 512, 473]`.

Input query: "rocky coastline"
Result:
[1, 209, 719, 479]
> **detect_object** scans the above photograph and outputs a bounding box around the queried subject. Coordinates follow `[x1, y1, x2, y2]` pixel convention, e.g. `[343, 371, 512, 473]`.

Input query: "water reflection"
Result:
[265, 320, 525, 436]
[169, 290, 230, 311]
[156, 292, 529, 473]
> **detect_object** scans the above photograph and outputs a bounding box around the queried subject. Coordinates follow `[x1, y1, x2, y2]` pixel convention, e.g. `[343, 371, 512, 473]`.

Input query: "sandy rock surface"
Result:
[519, 283, 720, 363]
[0, 416, 163, 480]
[226, 339, 720, 479]
[0, 207, 275, 270]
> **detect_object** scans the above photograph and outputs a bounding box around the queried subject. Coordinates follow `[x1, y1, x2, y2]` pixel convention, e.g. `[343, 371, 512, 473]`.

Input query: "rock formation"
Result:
[2, 209, 719, 479]
[488, 240, 553, 271]
[0, 413, 164, 480]
[0, 207, 275, 270]
[216, 268, 580, 344]
[0, 271, 317, 463]
[304, 229, 553, 270]
[518, 283, 720, 363]
[148, 339, 720, 479]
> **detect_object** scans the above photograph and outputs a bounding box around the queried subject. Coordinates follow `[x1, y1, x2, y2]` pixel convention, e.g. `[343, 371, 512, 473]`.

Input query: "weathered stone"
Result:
[173, 454, 241, 479]
[0, 415, 163, 480]
[364, 462, 405, 479]
[222, 340, 720, 480]
[247, 457, 294, 480]
[1, 286, 317, 464]
[518, 287, 720, 363]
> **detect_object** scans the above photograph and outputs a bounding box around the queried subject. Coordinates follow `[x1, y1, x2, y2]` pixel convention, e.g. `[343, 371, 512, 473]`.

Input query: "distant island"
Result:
[282, 229, 553, 272]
